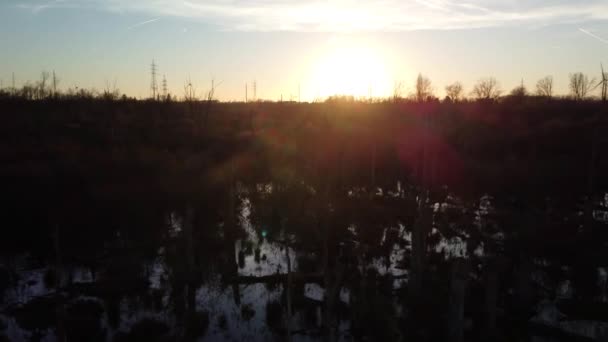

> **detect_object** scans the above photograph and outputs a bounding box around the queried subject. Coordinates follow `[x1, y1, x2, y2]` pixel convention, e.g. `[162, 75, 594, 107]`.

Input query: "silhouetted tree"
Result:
[445, 82, 464, 101]
[393, 81, 404, 103]
[37, 71, 50, 99]
[183, 78, 197, 102]
[569, 72, 595, 100]
[535, 76, 553, 98]
[20, 82, 36, 100]
[52, 71, 59, 98]
[64, 87, 96, 99]
[102, 80, 120, 101]
[510, 81, 528, 97]
[472, 77, 501, 100]
[413, 73, 433, 102]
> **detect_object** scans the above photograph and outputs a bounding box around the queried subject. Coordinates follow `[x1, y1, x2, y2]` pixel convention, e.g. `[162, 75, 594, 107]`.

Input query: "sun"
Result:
[308, 41, 391, 100]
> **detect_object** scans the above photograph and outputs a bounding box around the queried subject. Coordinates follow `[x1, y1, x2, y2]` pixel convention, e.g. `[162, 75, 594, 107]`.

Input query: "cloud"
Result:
[127, 17, 160, 30]
[16, 0, 71, 13]
[14, 0, 608, 32]
[579, 28, 608, 45]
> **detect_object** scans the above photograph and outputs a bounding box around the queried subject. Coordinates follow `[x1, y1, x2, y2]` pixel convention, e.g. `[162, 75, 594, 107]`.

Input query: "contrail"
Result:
[579, 28, 608, 45]
[128, 18, 161, 30]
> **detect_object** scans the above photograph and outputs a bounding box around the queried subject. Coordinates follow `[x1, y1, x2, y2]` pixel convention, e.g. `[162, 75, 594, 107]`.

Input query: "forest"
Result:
[1, 84, 608, 341]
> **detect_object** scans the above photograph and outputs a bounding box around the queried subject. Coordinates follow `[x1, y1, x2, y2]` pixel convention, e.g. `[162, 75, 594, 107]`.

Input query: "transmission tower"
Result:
[253, 80, 257, 101]
[162, 75, 168, 100]
[599, 63, 607, 103]
[52, 70, 58, 97]
[12, 72, 15, 95]
[150, 60, 158, 100]
[245, 83, 248, 102]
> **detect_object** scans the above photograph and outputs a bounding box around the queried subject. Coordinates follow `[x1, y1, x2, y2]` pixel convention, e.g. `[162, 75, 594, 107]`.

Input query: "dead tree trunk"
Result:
[232, 240, 241, 306]
[322, 219, 333, 341]
[371, 141, 376, 195]
[515, 256, 534, 312]
[484, 263, 499, 338]
[54, 225, 66, 342]
[285, 245, 292, 342]
[184, 207, 196, 339]
[409, 199, 431, 299]
[447, 258, 469, 342]
[227, 160, 241, 306]
[321, 208, 343, 342]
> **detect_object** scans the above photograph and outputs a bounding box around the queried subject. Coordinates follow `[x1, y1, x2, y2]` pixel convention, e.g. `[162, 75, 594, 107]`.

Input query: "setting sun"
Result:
[308, 41, 392, 100]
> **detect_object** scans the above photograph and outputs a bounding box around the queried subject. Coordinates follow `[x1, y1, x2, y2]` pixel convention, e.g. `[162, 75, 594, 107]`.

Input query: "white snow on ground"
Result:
[531, 300, 565, 325]
[556, 280, 573, 299]
[196, 275, 282, 341]
[531, 300, 608, 340]
[304, 283, 324, 302]
[236, 197, 299, 277]
[560, 321, 608, 340]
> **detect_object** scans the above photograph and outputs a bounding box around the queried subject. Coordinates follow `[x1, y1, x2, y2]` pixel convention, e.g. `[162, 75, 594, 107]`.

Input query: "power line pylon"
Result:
[599, 63, 607, 103]
[151, 60, 158, 100]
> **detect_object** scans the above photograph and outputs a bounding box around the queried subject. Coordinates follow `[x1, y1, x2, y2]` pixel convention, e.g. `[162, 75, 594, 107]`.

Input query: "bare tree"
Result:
[183, 78, 197, 102]
[510, 80, 528, 97]
[445, 82, 464, 101]
[535, 76, 553, 98]
[393, 81, 404, 103]
[205, 78, 221, 103]
[202, 78, 222, 130]
[21, 82, 36, 100]
[471, 77, 501, 100]
[569, 72, 596, 100]
[103, 79, 120, 100]
[37, 71, 50, 99]
[413, 73, 433, 102]
[52, 70, 60, 98]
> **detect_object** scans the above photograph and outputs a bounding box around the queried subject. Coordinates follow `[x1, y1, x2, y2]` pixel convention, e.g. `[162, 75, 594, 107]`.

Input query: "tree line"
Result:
[1, 69, 606, 102]
[405, 71, 605, 102]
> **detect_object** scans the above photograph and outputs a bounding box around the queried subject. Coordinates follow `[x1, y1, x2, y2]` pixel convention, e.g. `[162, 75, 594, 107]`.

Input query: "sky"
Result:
[1, 0, 608, 101]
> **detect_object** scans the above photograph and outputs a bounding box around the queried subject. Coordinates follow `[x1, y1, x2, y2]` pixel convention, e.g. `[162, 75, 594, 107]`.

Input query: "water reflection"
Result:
[2, 186, 608, 341]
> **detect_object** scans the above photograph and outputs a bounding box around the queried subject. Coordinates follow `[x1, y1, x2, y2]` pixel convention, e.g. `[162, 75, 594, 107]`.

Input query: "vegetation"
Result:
[0, 71, 608, 341]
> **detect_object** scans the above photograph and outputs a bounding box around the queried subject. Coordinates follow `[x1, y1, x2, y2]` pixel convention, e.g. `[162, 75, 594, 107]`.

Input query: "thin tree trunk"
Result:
[54, 225, 66, 342]
[371, 141, 376, 194]
[484, 263, 499, 339]
[232, 239, 241, 306]
[228, 160, 241, 306]
[515, 256, 534, 312]
[184, 207, 196, 338]
[409, 199, 430, 299]
[185, 207, 195, 281]
[286, 245, 292, 342]
[586, 127, 598, 223]
[447, 258, 469, 342]
[323, 220, 331, 338]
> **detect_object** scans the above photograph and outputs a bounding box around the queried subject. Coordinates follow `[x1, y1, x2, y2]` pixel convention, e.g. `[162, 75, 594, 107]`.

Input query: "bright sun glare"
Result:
[309, 41, 391, 100]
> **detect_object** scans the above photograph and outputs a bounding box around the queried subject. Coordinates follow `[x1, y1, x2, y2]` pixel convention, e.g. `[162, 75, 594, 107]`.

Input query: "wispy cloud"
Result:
[127, 17, 160, 30]
[579, 28, 608, 45]
[16, 0, 70, 13]
[14, 0, 608, 32]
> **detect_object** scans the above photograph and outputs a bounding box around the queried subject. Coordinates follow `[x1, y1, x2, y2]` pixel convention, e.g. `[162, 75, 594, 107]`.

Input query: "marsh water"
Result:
[2, 178, 608, 342]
